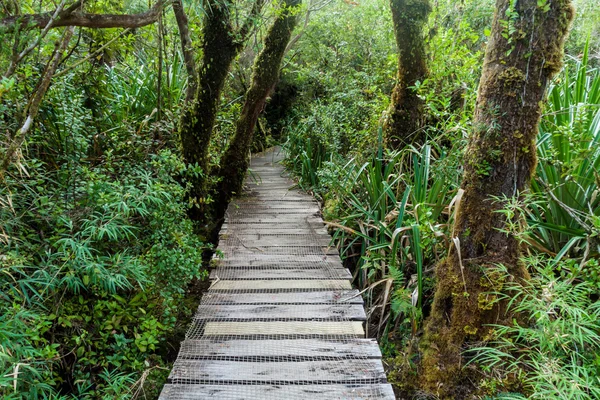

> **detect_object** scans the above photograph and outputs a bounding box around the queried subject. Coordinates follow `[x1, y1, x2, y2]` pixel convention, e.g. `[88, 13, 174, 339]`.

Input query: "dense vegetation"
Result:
[1, 0, 599, 398]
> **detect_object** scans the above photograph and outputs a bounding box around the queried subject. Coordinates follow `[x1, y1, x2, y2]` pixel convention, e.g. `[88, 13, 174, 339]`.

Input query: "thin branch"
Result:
[4, 0, 70, 78]
[53, 28, 131, 78]
[237, 0, 266, 46]
[172, 0, 197, 102]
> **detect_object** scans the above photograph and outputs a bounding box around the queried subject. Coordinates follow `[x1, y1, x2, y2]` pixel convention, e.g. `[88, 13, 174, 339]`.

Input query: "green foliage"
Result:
[471, 259, 600, 399]
[528, 42, 600, 260]
[0, 9, 206, 396]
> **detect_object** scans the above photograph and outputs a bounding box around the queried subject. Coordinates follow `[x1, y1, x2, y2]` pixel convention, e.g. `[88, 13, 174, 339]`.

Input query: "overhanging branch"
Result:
[0, 1, 169, 33]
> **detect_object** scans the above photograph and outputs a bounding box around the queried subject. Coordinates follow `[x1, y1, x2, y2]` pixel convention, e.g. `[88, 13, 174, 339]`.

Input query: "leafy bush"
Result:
[471, 258, 600, 399]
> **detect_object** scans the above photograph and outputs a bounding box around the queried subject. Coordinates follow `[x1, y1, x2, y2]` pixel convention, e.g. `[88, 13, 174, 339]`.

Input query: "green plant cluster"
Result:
[0, 9, 207, 398]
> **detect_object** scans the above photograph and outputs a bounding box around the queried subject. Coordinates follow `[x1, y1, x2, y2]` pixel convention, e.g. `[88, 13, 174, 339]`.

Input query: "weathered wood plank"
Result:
[213, 254, 342, 263]
[220, 227, 328, 236]
[229, 209, 320, 215]
[218, 246, 339, 256]
[210, 279, 352, 291]
[176, 338, 382, 359]
[225, 216, 321, 224]
[159, 384, 395, 400]
[231, 201, 317, 207]
[209, 267, 351, 280]
[168, 359, 386, 384]
[213, 259, 344, 269]
[200, 321, 364, 337]
[200, 290, 363, 304]
[194, 304, 366, 321]
[219, 236, 332, 246]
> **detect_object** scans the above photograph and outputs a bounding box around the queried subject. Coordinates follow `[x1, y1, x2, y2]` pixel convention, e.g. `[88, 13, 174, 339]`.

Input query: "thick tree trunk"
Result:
[383, 0, 430, 149]
[420, 1, 574, 397]
[217, 0, 301, 208]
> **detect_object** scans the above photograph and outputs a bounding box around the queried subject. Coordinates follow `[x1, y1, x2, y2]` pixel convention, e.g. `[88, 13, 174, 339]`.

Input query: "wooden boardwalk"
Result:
[159, 149, 395, 399]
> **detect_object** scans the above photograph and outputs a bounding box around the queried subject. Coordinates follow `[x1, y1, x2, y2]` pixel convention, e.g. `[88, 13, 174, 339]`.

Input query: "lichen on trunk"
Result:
[419, 0, 574, 397]
[217, 0, 302, 210]
[383, 0, 430, 149]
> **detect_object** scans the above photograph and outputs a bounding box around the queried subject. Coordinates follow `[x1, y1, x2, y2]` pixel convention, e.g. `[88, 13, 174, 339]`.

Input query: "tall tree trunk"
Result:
[383, 0, 430, 149]
[217, 0, 301, 209]
[177, 0, 264, 218]
[420, 0, 574, 397]
[179, 1, 239, 173]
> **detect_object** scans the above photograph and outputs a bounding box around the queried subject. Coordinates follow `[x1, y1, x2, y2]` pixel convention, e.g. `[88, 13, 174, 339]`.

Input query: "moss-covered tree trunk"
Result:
[383, 0, 430, 149]
[178, 0, 263, 218]
[217, 0, 301, 209]
[179, 1, 238, 172]
[420, 0, 574, 397]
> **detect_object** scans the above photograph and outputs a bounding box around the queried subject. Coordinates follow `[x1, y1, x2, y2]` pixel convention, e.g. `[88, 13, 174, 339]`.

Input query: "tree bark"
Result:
[420, 0, 574, 397]
[383, 0, 430, 149]
[217, 0, 301, 208]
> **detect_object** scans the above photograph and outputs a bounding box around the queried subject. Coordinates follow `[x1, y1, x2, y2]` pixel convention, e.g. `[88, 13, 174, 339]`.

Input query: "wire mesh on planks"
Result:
[159, 148, 395, 399]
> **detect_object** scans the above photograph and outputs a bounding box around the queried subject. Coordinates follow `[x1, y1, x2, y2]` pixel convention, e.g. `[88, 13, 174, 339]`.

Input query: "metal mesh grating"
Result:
[159, 148, 395, 399]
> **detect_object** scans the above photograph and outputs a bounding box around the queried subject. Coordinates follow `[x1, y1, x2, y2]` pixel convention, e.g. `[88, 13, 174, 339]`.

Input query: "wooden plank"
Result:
[177, 338, 381, 359]
[226, 215, 321, 222]
[194, 304, 366, 321]
[220, 232, 331, 240]
[245, 183, 297, 188]
[159, 384, 395, 400]
[231, 201, 317, 208]
[168, 359, 386, 384]
[220, 227, 328, 235]
[244, 192, 310, 198]
[209, 267, 351, 280]
[230, 208, 319, 214]
[200, 290, 363, 304]
[213, 258, 344, 268]
[212, 261, 345, 270]
[229, 208, 321, 215]
[213, 254, 342, 263]
[218, 246, 339, 256]
[210, 279, 352, 290]
[219, 236, 332, 246]
[201, 321, 364, 337]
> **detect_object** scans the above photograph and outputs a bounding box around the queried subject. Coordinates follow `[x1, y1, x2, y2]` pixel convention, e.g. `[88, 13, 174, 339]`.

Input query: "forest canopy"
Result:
[1, 0, 599, 398]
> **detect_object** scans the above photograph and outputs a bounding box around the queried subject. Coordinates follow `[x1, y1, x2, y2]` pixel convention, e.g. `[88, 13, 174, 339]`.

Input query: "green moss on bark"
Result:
[419, 0, 574, 398]
[217, 0, 301, 210]
[383, 0, 430, 149]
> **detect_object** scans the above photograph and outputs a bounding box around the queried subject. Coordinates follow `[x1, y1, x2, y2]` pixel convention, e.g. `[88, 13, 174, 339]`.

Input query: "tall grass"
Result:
[296, 138, 459, 336]
[529, 41, 600, 261]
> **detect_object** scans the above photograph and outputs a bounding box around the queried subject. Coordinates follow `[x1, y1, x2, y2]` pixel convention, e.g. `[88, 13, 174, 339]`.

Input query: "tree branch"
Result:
[237, 0, 266, 46]
[172, 0, 197, 102]
[0, 1, 168, 33]
[4, 0, 70, 78]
